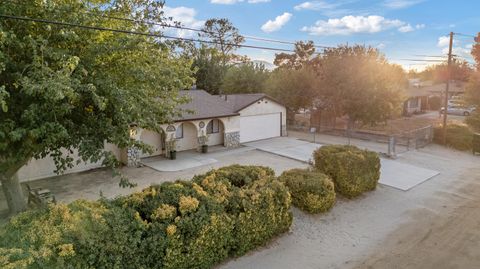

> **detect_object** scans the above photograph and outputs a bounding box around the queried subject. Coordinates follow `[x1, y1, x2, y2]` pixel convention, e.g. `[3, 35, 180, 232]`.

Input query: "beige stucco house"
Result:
[18, 90, 287, 182]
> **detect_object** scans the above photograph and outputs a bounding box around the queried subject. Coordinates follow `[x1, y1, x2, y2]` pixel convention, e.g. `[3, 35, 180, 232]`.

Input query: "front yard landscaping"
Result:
[0, 147, 382, 268]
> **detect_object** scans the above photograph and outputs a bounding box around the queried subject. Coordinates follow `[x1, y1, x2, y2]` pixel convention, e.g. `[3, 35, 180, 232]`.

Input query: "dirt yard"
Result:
[221, 144, 480, 269]
[356, 167, 480, 269]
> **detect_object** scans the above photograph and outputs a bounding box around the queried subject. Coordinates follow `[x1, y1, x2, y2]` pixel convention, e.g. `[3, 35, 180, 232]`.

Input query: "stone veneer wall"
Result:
[224, 131, 240, 148]
[127, 147, 141, 167]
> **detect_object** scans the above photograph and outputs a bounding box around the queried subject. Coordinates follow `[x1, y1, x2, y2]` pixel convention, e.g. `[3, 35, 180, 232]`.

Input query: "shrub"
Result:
[0, 200, 148, 269]
[278, 169, 335, 214]
[433, 123, 474, 151]
[192, 165, 292, 256]
[313, 145, 380, 198]
[0, 165, 292, 269]
[466, 112, 480, 133]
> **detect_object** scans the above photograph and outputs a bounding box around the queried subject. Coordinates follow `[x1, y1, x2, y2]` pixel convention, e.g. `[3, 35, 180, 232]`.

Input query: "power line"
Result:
[86, 12, 333, 49]
[0, 14, 313, 54]
[412, 55, 447, 58]
[397, 59, 447, 62]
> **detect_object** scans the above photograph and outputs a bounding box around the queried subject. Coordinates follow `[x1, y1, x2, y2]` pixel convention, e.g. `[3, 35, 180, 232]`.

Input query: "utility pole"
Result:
[442, 32, 454, 145]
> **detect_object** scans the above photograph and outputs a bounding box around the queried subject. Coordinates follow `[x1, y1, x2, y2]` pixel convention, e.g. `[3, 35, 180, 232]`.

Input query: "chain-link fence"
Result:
[288, 123, 434, 158]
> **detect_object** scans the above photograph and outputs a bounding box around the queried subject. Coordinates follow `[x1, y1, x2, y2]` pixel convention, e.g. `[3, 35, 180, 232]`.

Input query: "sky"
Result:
[164, 0, 480, 70]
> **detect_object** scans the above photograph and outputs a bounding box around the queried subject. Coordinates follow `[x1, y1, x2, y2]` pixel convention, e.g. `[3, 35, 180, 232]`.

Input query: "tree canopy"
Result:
[222, 63, 270, 94]
[0, 0, 194, 213]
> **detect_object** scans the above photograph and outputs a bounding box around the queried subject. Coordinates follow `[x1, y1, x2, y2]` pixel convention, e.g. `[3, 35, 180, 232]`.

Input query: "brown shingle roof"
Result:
[175, 90, 239, 121]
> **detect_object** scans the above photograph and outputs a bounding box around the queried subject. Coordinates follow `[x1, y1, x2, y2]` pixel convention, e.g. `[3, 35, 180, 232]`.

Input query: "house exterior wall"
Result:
[405, 97, 423, 115]
[17, 143, 122, 182]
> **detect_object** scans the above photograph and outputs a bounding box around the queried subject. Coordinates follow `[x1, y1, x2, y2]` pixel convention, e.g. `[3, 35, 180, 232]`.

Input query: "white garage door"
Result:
[140, 130, 163, 158]
[240, 113, 281, 143]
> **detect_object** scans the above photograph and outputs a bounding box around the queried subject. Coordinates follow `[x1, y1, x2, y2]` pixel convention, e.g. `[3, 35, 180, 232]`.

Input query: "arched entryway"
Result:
[205, 118, 225, 147]
[175, 122, 198, 151]
[139, 128, 166, 158]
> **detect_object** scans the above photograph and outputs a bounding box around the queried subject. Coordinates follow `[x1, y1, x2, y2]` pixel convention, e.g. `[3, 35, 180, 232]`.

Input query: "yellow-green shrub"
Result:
[313, 145, 380, 198]
[279, 169, 336, 214]
[433, 123, 474, 151]
[0, 165, 292, 269]
[192, 165, 292, 256]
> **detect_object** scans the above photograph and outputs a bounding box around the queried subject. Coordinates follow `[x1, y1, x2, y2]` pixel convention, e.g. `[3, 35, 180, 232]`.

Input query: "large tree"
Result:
[274, 41, 321, 70]
[199, 18, 245, 65]
[221, 62, 270, 94]
[266, 67, 317, 122]
[191, 45, 225, 94]
[317, 45, 406, 130]
[0, 0, 194, 213]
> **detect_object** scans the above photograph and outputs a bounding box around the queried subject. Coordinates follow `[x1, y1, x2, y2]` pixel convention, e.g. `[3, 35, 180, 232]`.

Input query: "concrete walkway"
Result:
[141, 146, 255, 172]
[246, 137, 440, 191]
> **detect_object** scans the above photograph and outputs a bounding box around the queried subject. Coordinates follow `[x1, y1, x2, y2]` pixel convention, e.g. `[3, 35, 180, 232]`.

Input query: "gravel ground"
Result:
[220, 144, 480, 269]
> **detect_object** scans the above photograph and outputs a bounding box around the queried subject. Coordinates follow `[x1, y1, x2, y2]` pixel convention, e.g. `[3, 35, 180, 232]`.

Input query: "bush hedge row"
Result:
[0, 165, 292, 269]
[433, 123, 474, 151]
[313, 145, 380, 198]
[278, 169, 335, 214]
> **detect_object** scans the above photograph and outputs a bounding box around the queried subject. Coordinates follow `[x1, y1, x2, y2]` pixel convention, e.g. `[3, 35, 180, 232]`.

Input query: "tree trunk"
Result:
[1, 172, 27, 214]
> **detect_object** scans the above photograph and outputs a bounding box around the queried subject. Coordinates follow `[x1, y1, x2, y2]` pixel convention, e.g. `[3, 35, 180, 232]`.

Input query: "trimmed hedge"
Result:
[0, 165, 292, 269]
[433, 123, 474, 151]
[313, 145, 380, 198]
[279, 168, 336, 214]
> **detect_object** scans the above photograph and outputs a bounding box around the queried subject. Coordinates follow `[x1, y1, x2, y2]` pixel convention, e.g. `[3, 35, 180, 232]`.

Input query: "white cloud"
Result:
[163, 6, 204, 38]
[437, 36, 451, 47]
[294, 1, 340, 11]
[261, 12, 292, 33]
[398, 24, 414, 32]
[383, 0, 424, 9]
[210, 0, 270, 4]
[415, 24, 425, 29]
[301, 15, 412, 35]
[376, 43, 386, 49]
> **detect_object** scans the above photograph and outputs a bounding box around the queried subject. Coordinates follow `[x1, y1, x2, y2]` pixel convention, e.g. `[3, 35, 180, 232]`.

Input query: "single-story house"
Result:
[403, 81, 466, 115]
[18, 89, 287, 181]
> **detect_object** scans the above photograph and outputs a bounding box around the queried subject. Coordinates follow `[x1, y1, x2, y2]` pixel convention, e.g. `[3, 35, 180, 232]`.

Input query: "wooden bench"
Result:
[26, 184, 56, 206]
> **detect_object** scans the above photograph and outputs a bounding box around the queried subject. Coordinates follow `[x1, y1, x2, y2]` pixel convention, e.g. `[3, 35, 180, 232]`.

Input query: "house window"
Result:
[175, 123, 183, 139]
[207, 119, 220, 134]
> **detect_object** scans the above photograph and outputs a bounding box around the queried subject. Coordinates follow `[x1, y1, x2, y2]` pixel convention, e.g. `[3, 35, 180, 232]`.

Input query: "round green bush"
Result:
[313, 145, 380, 198]
[279, 169, 335, 214]
[433, 123, 474, 151]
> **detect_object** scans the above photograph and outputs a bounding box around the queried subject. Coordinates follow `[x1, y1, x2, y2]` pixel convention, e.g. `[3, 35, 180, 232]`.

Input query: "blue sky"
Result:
[164, 0, 480, 70]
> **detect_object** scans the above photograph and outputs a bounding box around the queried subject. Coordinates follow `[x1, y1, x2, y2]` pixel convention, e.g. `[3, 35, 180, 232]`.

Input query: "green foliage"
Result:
[192, 165, 291, 256]
[0, 200, 147, 269]
[466, 71, 480, 107]
[313, 145, 381, 198]
[466, 112, 480, 132]
[433, 124, 474, 151]
[428, 95, 443, 110]
[222, 63, 270, 94]
[319, 45, 406, 126]
[279, 169, 336, 214]
[0, 0, 194, 211]
[0, 165, 292, 268]
[266, 67, 317, 121]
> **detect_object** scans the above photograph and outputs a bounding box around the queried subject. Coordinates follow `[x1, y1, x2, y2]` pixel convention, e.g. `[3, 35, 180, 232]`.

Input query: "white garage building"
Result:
[18, 89, 287, 181]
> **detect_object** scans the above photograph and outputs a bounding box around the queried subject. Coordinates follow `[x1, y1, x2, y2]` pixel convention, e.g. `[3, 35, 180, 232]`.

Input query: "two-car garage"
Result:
[236, 96, 285, 143]
[240, 113, 281, 143]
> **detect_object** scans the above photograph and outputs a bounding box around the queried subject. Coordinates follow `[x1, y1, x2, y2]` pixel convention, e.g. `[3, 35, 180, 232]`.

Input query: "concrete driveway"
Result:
[245, 137, 439, 191]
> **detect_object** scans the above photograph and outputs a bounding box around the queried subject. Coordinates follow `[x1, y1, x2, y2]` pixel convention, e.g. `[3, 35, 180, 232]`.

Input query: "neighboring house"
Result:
[403, 81, 466, 115]
[18, 89, 287, 181]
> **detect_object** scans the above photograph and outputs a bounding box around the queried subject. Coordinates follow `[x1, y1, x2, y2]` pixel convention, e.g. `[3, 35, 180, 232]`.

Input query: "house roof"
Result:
[174, 90, 283, 122]
[175, 90, 239, 121]
[219, 93, 270, 112]
[405, 81, 466, 98]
